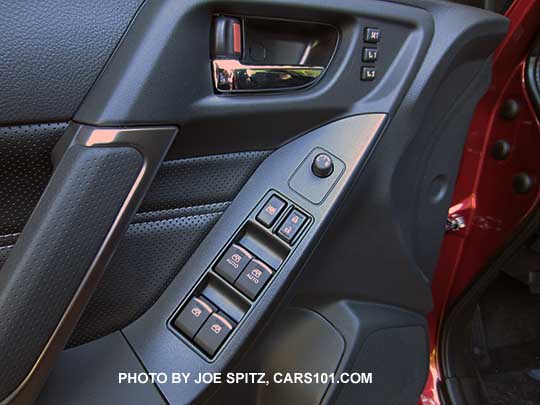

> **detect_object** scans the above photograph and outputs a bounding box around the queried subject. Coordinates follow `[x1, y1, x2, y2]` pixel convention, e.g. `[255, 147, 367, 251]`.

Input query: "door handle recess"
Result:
[213, 59, 324, 93]
[0, 124, 176, 404]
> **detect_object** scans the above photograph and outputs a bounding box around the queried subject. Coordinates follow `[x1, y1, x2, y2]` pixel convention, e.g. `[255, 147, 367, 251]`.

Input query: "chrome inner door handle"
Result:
[212, 59, 324, 93]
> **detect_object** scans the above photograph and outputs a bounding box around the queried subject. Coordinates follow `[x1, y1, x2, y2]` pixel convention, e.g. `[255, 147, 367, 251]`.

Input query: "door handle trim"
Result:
[212, 59, 325, 93]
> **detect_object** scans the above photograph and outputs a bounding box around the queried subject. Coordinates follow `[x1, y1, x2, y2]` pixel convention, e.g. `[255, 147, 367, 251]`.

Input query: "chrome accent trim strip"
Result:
[212, 59, 324, 93]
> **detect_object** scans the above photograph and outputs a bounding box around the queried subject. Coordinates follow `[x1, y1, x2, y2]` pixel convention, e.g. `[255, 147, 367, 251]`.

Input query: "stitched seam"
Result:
[0, 233, 20, 238]
[0, 211, 225, 250]
[133, 211, 224, 226]
[136, 201, 230, 216]
[0, 202, 230, 242]
[160, 150, 271, 166]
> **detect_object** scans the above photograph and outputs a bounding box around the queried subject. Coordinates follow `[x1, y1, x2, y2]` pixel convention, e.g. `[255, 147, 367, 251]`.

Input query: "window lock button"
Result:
[214, 244, 253, 283]
[256, 195, 287, 227]
[277, 209, 308, 243]
[173, 296, 216, 338]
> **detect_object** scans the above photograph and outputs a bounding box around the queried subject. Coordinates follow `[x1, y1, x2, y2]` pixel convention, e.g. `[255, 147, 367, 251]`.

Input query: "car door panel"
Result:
[0, 0, 509, 403]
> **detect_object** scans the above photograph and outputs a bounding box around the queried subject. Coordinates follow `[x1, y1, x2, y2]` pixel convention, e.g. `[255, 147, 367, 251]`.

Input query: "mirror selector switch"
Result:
[278, 209, 308, 243]
[174, 296, 216, 338]
[215, 244, 253, 283]
[256, 195, 286, 227]
[235, 259, 273, 300]
[194, 312, 236, 356]
[312, 153, 334, 178]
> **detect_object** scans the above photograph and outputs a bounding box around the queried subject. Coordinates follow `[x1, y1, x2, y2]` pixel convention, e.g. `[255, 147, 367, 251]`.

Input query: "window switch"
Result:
[215, 244, 252, 283]
[174, 296, 216, 338]
[194, 312, 236, 356]
[277, 209, 307, 243]
[256, 195, 286, 227]
[235, 259, 273, 300]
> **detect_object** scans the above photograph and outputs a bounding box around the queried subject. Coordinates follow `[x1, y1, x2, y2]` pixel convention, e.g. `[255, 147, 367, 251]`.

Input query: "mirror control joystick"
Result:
[312, 153, 334, 178]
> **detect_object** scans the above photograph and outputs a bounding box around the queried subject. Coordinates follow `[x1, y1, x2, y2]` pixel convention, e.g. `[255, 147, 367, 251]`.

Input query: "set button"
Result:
[364, 27, 381, 43]
[214, 244, 253, 283]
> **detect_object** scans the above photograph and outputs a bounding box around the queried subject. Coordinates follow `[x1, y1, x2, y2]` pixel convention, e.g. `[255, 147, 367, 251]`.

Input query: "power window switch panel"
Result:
[194, 312, 236, 356]
[256, 195, 286, 227]
[235, 259, 273, 300]
[174, 296, 216, 338]
[278, 209, 307, 243]
[215, 244, 252, 283]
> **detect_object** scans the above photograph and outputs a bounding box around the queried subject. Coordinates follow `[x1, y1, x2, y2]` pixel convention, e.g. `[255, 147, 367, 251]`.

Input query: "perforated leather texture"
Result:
[140, 153, 273, 212]
[68, 205, 226, 346]
[0, 0, 144, 123]
[0, 123, 67, 235]
[0, 124, 271, 347]
[0, 145, 142, 400]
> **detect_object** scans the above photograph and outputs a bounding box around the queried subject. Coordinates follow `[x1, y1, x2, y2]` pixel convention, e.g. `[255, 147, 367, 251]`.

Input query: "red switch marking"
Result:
[233, 22, 241, 54]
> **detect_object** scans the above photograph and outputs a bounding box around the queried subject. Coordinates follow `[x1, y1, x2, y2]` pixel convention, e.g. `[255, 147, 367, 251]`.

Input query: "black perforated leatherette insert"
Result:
[0, 123, 66, 236]
[0, 145, 142, 400]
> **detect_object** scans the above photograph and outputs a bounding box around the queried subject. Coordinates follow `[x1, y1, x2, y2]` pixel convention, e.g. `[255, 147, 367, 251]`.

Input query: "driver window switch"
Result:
[174, 296, 216, 338]
[215, 244, 253, 283]
[234, 259, 273, 300]
[194, 312, 236, 356]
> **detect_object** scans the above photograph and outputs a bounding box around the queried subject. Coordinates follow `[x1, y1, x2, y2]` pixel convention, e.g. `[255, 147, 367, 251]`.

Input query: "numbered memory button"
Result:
[235, 259, 273, 300]
[361, 67, 376, 81]
[215, 244, 252, 283]
[194, 312, 236, 356]
[362, 47, 378, 62]
[174, 296, 216, 338]
[277, 209, 308, 243]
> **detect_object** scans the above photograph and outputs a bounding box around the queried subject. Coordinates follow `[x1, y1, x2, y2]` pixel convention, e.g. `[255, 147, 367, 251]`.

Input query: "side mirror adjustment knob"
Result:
[312, 153, 334, 178]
